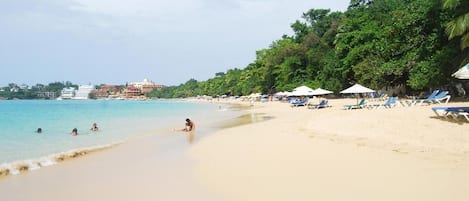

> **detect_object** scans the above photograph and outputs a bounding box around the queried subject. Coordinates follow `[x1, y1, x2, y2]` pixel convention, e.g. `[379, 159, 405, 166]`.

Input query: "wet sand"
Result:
[0, 133, 224, 201]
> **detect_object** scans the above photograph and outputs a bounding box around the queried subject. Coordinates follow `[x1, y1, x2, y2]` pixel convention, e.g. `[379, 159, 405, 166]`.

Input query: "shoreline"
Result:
[0, 100, 258, 201]
[0, 100, 241, 180]
[0, 142, 122, 178]
[1, 98, 468, 200]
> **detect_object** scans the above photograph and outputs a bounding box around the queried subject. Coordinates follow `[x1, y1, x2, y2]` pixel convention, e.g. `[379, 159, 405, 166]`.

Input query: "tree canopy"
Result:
[149, 0, 468, 98]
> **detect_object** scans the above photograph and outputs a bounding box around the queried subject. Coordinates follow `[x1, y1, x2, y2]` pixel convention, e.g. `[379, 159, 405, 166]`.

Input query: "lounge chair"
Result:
[368, 97, 398, 109]
[416, 91, 450, 105]
[455, 112, 469, 122]
[308, 100, 329, 109]
[370, 93, 387, 102]
[432, 107, 469, 122]
[291, 98, 308, 107]
[431, 91, 451, 104]
[407, 90, 439, 106]
[344, 99, 366, 110]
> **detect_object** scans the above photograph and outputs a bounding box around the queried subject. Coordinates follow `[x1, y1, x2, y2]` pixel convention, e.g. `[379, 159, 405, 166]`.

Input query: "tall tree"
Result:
[443, 0, 469, 49]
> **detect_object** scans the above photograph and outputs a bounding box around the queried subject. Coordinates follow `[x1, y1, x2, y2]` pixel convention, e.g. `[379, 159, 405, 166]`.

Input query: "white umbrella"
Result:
[274, 91, 290, 96]
[248, 93, 261, 98]
[340, 84, 375, 104]
[290, 85, 315, 96]
[452, 63, 469, 79]
[312, 88, 333, 96]
[340, 84, 375, 94]
[293, 85, 314, 92]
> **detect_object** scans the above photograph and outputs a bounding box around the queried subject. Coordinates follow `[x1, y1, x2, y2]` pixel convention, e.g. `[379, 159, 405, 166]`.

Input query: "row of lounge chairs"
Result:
[308, 100, 329, 109]
[343, 97, 400, 110]
[287, 89, 466, 123]
[291, 98, 331, 109]
[343, 91, 467, 123]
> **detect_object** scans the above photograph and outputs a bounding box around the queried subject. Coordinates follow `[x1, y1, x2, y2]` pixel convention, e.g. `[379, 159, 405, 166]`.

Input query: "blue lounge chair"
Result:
[291, 98, 308, 107]
[370, 93, 387, 102]
[369, 97, 398, 109]
[344, 99, 366, 110]
[308, 100, 329, 109]
[417, 91, 449, 105]
[432, 107, 469, 122]
[431, 91, 451, 104]
[407, 90, 439, 106]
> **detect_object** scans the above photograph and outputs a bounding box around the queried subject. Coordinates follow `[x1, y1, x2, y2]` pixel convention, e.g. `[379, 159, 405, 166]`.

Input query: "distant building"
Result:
[19, 84, 29, 90]
[125, 78, 165, 98]
[10, 87, 19, 93]
[73, 85, 95, 100]
[37, 91, 57, 99]
[124, 85, 141, 98]
[60, 87, 76, 99]
[90, 85, 122, 99]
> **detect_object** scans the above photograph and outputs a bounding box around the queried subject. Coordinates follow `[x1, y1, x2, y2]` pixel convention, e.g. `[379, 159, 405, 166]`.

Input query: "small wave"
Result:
[0, 142, 122, 179]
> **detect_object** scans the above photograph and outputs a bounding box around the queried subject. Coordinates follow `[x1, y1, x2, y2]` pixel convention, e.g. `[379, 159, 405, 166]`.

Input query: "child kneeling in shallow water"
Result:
[180, 118, 195, 132]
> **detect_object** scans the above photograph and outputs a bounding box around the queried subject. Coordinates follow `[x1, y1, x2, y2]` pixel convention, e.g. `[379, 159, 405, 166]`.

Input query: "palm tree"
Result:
[443, 0, 469, 49]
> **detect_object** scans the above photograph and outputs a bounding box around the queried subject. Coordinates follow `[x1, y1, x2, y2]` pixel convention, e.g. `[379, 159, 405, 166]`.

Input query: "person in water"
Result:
[36, 128, 42, 133]
[181, 118, 195, 132]
[71, 128, 78, 136]
[90, 123, 98, 131]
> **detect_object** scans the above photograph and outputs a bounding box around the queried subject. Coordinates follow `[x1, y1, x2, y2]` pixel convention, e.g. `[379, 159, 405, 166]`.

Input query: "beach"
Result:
[1, 98, 468, 201]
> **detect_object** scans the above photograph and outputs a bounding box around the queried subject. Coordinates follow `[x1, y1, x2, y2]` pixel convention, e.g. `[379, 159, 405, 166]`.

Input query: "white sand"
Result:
[188, 99, 469, 201]
[1, 98, 468, 201]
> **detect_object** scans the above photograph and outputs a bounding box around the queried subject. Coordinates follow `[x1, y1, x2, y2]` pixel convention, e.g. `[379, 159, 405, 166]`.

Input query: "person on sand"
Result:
[71, 128, 78, 136]
[181, 118, 195, 132]
[90, 123, 98, 131]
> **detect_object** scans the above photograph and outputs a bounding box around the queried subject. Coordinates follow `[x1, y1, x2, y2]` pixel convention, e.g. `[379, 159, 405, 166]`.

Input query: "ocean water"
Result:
[0, 100, 229, 173]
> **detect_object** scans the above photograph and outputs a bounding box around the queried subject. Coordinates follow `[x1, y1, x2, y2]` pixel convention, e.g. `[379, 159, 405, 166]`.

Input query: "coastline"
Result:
[0, 100, 249, 201]
[0, 100, 235, 179]
[1, 98, 468, 201]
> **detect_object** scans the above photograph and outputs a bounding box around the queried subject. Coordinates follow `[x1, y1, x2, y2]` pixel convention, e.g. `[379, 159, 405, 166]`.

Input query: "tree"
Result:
[443, 0, 469, 49]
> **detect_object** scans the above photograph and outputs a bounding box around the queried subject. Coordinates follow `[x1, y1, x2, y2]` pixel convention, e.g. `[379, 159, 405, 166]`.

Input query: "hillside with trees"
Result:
[148, 0, 469, 98]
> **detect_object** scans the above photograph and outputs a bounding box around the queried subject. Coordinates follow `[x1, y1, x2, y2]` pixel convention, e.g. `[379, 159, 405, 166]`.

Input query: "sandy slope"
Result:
[188, 99, 469, 201]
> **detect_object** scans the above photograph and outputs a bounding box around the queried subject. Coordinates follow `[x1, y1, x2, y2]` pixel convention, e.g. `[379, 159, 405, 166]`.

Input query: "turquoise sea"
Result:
[0, 100, 234, 174]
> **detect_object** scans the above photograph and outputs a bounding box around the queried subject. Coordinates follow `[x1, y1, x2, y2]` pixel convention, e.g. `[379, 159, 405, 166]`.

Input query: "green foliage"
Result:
[0, 81, 78, 99]
[443, 0, 469, 50]
[146, 0, 467, 98]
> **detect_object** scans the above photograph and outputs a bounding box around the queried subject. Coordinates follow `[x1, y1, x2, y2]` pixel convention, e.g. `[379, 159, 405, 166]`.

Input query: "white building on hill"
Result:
[59, 87, 76, 99]
[73, 85, 95, 100]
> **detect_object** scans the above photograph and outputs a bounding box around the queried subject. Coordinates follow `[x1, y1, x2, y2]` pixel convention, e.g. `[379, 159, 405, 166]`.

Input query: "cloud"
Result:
[0, 0, 350, 86]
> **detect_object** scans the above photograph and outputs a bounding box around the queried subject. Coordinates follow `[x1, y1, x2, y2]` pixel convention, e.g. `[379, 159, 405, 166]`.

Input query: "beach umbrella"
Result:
[452, 63, 469, 79]
[311, 88, 333, 104]
[340, 84, 375, 104]
[248, 93, 261, 98]
[274, 91, 286, 96]
[290, 85, 315, 96]
[275, 91, 292, 96]
[340, 84, 375, 94]
[312, 88, 333, 96]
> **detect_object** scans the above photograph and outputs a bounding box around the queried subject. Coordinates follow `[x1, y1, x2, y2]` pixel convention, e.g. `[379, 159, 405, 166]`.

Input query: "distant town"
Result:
[0, 79, 165, 100]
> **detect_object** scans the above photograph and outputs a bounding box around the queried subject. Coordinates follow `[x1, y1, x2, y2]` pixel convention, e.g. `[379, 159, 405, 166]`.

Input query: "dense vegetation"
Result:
[149, 0, 469, 98]
[0, 82, 78, 100]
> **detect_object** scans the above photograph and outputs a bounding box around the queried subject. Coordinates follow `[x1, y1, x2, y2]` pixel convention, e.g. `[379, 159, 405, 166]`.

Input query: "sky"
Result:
[0, 0, 350, 87]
